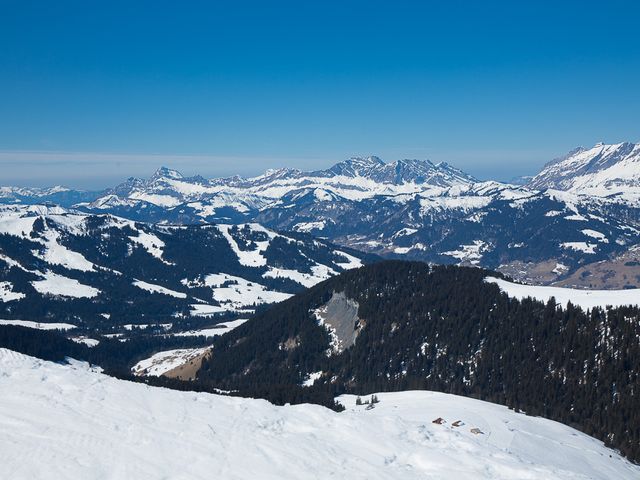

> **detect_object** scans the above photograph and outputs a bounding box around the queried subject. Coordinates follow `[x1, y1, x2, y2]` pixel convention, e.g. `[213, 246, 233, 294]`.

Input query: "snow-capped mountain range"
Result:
[1, 156, 478, 209]
[82, 156, 477, 216]
[2, 142, 640, 286]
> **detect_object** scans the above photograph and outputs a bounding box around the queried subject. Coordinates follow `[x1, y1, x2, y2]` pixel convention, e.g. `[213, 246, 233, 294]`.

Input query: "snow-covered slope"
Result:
[486, 277, 640, 310]
[131, 318, 248, 377]
[0, 348, 637, 480]
[529, 142, 640, 197]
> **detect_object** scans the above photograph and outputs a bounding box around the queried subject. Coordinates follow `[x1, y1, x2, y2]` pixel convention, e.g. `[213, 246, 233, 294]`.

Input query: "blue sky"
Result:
[1, 1, 639, 188]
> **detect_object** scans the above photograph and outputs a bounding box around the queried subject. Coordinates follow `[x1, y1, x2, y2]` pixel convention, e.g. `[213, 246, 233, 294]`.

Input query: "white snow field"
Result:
[31, 271, 100, 298]
[132, 279, 188, 298]
[70, 336, 100, 347]
[203, 272, 292, 310]
[486, 277, 640, 310]
[0, 281, 25, 302]
[174, 318, 248, 337]
[0, 319, 77, 330]
[1, 349, 638, 480]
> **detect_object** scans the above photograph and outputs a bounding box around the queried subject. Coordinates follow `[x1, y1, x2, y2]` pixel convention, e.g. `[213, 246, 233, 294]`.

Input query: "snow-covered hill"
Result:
[0, 348, 637, 480]
[0, 204, 371, 332]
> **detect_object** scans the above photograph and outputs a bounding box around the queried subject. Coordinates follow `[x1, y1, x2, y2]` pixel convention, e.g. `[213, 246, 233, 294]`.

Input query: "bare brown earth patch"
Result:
[553, 260, 640, 289]
[163, 349, 212, 381]
[551, 245, 640, 289]
[496, 246, 640, 289]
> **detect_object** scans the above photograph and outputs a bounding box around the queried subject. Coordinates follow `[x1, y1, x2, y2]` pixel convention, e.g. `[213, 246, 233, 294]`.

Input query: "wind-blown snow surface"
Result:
[1, 350, 638, 480]
[486, 277, 640, 309]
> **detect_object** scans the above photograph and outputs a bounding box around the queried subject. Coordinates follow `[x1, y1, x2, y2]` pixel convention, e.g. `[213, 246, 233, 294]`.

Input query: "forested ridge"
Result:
[198, 261, 640, 462]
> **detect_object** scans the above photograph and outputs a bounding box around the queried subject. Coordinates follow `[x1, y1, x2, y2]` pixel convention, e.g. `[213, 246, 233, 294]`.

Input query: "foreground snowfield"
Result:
[0, 349, 637, 480]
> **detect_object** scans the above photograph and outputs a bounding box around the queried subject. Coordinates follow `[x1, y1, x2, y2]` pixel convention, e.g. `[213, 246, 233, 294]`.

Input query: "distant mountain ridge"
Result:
[4, 142, 639, 202]
[101, 156, 477, 208]
[1, 143, 640, 286]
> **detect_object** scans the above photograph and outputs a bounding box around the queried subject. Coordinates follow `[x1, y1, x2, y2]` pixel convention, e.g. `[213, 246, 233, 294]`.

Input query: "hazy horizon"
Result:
[3, 138, 639, 189]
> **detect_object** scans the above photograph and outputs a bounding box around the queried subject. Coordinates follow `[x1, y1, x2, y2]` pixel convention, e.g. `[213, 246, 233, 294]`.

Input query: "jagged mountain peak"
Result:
[528, 141, 640, 195]
[388, 158, 476, 186]
[391, 158, 436, 171]
[326, 155, 386, 178]
[151, 166, 184, 181]
[259, 167, 303, 181]
[349, 155, 385, 165]
[322, 156, 475, 186]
